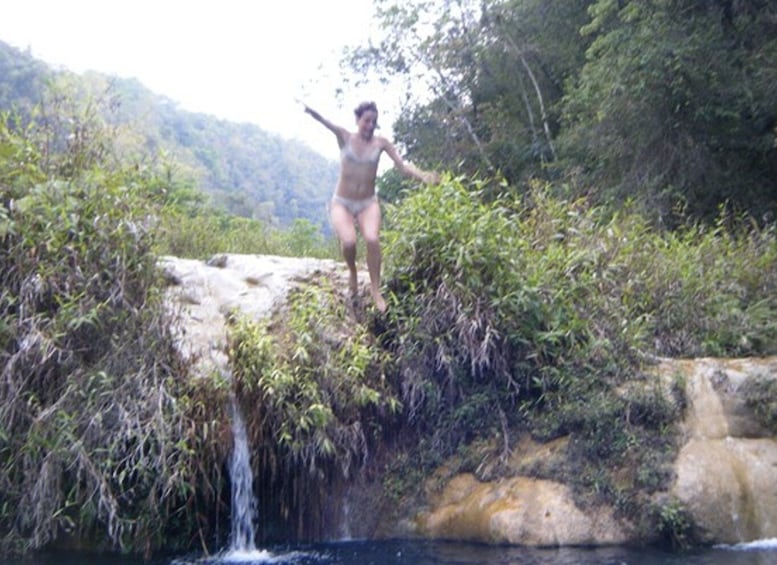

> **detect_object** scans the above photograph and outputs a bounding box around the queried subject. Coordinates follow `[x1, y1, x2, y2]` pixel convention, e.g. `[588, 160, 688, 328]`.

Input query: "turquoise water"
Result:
[3, 538, 777, 565]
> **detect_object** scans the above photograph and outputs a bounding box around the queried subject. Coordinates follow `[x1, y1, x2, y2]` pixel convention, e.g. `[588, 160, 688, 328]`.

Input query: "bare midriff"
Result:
[336, 157, 380, 200]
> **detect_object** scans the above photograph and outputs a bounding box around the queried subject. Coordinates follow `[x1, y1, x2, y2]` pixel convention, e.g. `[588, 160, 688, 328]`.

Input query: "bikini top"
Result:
[341, 138, 381, 165]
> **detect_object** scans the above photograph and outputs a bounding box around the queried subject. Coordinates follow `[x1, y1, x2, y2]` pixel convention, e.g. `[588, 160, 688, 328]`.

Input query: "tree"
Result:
[559, 0, 777, 224]
[344, 0, 594, 183]
[347, 1, 777, 226]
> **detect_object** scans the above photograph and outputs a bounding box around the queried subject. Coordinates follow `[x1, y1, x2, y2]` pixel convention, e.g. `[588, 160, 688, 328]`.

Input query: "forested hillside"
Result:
[0, 40, 338, 229]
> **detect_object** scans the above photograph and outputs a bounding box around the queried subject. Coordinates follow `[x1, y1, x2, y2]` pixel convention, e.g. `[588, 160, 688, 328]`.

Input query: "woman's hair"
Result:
[354, 101, 378, 118]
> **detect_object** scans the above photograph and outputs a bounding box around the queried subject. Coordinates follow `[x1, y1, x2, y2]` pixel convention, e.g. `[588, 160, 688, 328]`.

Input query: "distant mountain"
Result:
[0, 40, 338, 230]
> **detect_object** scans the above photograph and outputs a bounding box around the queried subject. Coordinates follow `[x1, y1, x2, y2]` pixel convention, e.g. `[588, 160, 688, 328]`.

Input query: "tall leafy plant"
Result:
[377, 175, 777, 525]
[0, 94, 230, 555]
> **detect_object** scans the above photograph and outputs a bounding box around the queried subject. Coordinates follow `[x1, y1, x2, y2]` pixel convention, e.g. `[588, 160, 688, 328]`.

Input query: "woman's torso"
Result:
[336, 133, 382, 199]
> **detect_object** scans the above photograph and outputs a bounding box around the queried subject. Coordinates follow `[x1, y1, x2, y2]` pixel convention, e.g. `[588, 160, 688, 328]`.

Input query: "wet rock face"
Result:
[668, 357, 777, 544]
[408, 358, 777, 547]
[415, 474, 629, 546]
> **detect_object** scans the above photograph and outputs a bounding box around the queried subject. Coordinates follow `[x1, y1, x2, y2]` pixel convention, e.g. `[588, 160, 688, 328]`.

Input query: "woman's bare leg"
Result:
[330, 202, 359, 297]
[357, 200, 386, 312]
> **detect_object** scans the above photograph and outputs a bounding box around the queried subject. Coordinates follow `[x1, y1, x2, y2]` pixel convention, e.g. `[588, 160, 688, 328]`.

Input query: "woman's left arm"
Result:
[382, 139, 440, 184]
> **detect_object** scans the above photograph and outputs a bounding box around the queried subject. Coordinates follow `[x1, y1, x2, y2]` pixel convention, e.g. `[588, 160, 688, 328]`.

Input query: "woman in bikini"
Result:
[304, 101, 438, 312]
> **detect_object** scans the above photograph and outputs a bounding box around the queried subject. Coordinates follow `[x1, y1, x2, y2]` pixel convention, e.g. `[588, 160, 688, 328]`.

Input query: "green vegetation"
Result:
[228, 280, 399, 540]
[2, 1, 777, 556]
[0, 96, 238, 556]
[227, 176, 777, 542]
[374, 177, 776, 525]
[654, 497, 696, 550]
[348, 0, 777, 225]
[0, 39, 339, 230]
[157, 207, 337, 260]
[0, 49, 338, 556]
[741, 375, 777, 434]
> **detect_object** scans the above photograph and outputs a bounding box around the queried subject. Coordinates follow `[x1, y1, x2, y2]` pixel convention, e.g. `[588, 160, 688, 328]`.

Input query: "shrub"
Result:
[740, 374, 777, 434]
[227, 278, 399, 541]
[375, 175, 776, 527]
[156, 205, 338, 260]
[0, 102, 230, 556]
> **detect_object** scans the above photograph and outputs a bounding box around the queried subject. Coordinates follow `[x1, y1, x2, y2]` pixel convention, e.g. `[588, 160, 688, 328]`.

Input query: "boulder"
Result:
[416, 473, 628, 546]
[666, 357, 777, 544]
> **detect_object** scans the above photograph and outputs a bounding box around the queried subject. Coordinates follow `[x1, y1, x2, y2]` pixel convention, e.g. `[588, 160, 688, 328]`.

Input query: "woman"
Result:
[304, 101, 438, 312]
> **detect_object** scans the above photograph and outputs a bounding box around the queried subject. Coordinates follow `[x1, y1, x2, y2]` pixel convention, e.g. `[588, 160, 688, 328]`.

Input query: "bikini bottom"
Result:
[331, 194, 378, 217]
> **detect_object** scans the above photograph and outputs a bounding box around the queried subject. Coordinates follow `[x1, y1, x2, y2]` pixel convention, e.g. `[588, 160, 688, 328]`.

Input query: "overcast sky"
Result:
[0, 0, 401, 158]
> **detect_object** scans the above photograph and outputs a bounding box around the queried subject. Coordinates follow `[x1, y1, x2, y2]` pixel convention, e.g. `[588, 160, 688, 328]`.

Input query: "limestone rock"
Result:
[160, 253, 352, 377]
[666, 357, 777, 543]
[408, 357, 777, 547]
[416, 473, 628, 546]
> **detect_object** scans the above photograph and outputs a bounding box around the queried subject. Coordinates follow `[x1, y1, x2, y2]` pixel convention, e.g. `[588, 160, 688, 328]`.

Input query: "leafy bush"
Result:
[156, 207, 338, 260]
[381, 178, 639, 454]
[227, 278, 399, 541]
[0, 102, 230, 556]
[740, 374, 777, 434]
[653, 497, 696, 550]
[374, 175, 777, 527]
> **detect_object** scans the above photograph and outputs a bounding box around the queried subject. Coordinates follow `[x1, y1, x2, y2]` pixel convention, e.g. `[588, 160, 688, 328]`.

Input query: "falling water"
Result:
[228, 396, 257, 553]
[339, 495, 353, 541]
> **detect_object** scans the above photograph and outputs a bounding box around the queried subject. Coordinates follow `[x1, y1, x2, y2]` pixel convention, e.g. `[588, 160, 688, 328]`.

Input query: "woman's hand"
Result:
[422, 171, 441, 185]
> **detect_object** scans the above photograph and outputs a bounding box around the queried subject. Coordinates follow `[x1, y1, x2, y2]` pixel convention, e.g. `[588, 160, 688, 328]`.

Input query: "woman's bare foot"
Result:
[371, 288, 387, 313]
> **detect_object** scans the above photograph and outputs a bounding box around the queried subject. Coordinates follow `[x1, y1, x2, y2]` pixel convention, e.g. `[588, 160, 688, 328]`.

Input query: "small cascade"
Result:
[339, 496, 353, 541]
[228, 396, 258, 553]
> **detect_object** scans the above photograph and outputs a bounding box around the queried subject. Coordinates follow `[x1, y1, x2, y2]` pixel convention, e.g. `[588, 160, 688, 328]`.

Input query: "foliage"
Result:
[347, 0, 777, 227]
[3, 10, 777, 553]
[740, 374, 777, 434]
[374, 174, 777, 532]
[148, 106, 338, 230]
[376, 167, 419, 205]
[345, 0, 594, 178]
[227, 279, 399, 541]
[628, 216, 777, 356]
[561, 0, 777, 224]
[156, 206, 338, 260]
[653, 497, 696, 550]
[0, 41, 52, 115]
[0, 99, 231, 555]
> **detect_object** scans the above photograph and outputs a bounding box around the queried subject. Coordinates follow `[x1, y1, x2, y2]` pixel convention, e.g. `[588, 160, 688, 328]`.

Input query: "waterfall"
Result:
[339, 493, 353, 541]
[228, 396, 257, 553]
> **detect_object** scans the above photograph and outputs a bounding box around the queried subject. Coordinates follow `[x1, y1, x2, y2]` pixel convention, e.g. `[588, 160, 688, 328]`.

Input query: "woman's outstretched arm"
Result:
[383, 140, 440, 184]
[303, 104, 348, 146]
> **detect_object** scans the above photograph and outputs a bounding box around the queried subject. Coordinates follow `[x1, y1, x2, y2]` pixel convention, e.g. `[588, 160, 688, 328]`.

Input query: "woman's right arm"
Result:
[304, 105, 347, 146]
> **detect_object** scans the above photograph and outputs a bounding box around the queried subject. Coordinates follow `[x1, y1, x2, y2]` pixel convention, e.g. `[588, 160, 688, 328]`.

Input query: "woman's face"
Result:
[357, 110, 378, 138]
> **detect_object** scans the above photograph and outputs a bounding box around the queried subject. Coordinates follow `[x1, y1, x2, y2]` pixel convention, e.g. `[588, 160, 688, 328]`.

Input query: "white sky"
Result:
[0, 0, 403, 159]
